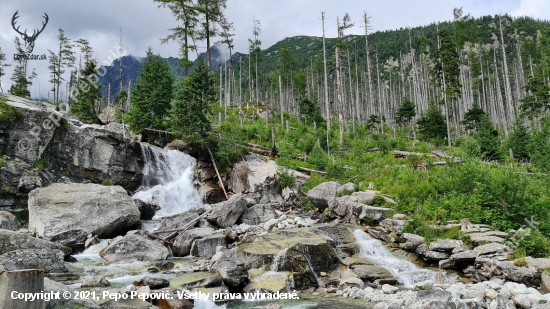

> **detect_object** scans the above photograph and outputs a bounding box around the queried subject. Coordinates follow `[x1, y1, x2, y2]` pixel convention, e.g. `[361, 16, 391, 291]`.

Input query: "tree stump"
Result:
[461, 218, 471, 232]
[0, 269, 44, 309]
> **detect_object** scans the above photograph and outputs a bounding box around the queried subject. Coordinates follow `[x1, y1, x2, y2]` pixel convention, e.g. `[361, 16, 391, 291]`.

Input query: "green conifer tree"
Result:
[126, 48, 174, 134]
[475, 115, 501, 159]
[417, 104, 447, 145]
[171, 56, 215, 141]
[70, 60, 101, 123]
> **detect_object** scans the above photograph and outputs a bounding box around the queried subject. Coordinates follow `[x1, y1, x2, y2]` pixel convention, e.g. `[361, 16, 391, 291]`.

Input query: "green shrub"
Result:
[515, 229, 550, 258]
[308, 143, 328, 171]
[370, 195, 387, 207]
[278, 171, 296, 189]
[101, 179, 113, 186]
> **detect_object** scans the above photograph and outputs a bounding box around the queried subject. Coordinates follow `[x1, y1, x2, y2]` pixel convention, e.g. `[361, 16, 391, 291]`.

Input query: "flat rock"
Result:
[28, 183, 141, 246]
[0, 229, 70, 256]
[99, 231, 170, 262]
[473, 243, 511, 255]
[0, 249, 66, 273]
[525, 257, 550, 270]
[429, 239, 464, 252]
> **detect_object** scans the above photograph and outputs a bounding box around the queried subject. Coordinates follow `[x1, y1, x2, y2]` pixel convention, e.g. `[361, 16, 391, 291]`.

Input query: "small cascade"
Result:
[73, 239, 110, 261]
[133, 144, 203, 217]
[303, 247, 324, 288]
[354, 229, 451, 287]
[270, 249, 288, 272]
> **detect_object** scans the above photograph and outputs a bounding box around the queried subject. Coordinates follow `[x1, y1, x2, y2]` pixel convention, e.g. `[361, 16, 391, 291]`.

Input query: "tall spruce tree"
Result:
[507, 118, 531, 162]
[70, 60, 101, 123]
[9, 38, 32, 98]
[171, 56, 215, 141]
[126, 48, 174, 134]
[520, 75, 550, 118]
[0, 47, 10, 92]
[475, 115, 501, 159]
[433, 29, 461, 147]
[462, 103, 487, 132]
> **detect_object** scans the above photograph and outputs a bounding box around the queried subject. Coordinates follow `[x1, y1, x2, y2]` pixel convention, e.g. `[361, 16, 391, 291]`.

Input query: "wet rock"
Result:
[99, 231, 170, 262]
[155, 261, 175, 271]
[236, 226, 341, 289]
[152, 288, 194, 309]
[137, 277, 170, 289]
[0, 229, 70, 256]
[0, 249, 66, 273]
[0, 211, 20, 231]
[212, 248, 248, 290]
[135, 200, 160, 220]
[28, 183, 141, 246]
[424, 250, 450, 261]
[306, 181, 340, 210]
[172, 228, 216, 257]
[192, 234, 227, 257]
[244, 269, 294, 293]
[399, 233, 425, 251]
[82, 276, 110, 288]
[413, 280, 434, 291]
[170, 272, 222, 290]
[207, 193, 247, 228]
[351, 265, 381, 281]
[238, 204, 277, 225]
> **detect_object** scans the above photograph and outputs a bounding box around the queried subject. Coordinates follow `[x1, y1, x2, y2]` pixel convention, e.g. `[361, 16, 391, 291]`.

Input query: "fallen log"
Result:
[298, 167, 327, 175]
[393, 150, 433, 158]
[206, 145, 228, 200]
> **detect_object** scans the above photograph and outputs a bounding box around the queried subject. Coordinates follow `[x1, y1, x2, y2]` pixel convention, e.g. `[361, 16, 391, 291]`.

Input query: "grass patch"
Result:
[12, 210, 28, 224]
[29, 158, 49, 171]
[101, 179, 113, 186]
[0, 98, 22, 124]
[336, 188, 355, 197]
[278, 170, 296, 189]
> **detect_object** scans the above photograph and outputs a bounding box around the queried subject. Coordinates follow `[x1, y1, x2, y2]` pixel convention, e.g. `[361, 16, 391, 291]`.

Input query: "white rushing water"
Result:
[133, 144, 203, 217]
[73, 239, 110, 261]
[354, 229, 447, 288]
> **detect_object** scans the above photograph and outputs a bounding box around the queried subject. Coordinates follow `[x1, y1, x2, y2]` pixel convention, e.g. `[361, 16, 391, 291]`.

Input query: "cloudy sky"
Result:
[1, 0, 549, 98]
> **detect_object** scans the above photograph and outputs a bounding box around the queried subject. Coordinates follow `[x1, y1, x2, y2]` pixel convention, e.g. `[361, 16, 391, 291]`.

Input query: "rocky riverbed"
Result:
[0, 94, 550, 309]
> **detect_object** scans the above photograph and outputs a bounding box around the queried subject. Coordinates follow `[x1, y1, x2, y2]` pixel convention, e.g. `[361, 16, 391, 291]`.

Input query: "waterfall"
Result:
[270, 249, 288, 272]
[354, 229, 447, 288]
[133, 144, 202, 217]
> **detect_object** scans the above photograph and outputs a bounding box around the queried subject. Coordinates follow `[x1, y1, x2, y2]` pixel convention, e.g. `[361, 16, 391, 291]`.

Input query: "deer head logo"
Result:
[11, 11, 49, 54]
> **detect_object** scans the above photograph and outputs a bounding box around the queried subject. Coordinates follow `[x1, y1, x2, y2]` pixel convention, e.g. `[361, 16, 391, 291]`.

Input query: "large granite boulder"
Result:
[0, 229, 70, 256]
[0, 94, 145, 212]
[207, 193, 246, 228]
[236, 226, 342, 289]
[28, 183, 141, 246]
[212, 247, 249, 290]
[99, 231, 170, 262]
[306, 182, 340, 210]
[0, 249, 66, 273]
[238, 204, 277, 225]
